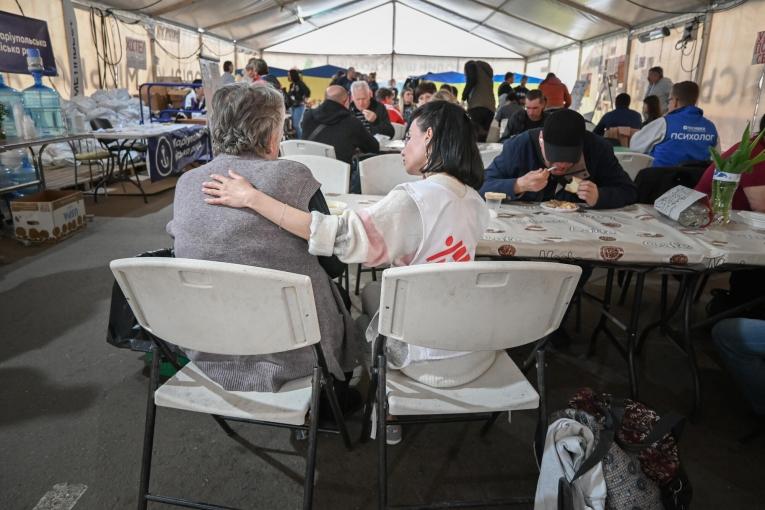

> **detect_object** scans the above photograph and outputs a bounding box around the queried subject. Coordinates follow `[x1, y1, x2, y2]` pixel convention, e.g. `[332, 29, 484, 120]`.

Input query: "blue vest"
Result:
[651, 106, 718, 167]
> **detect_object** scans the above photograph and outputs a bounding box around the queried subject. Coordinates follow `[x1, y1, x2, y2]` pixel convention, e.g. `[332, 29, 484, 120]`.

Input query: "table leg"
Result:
[627, 272, 646, 400]
[587, 268, 615, 356]
[680, 273, 702, 417]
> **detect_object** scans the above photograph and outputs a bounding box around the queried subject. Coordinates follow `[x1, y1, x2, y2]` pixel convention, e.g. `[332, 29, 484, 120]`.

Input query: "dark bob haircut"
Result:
[407, 100, 484, 190]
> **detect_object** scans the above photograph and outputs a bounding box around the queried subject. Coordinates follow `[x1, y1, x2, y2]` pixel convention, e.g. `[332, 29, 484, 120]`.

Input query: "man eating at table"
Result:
[480, 109, 637, 209]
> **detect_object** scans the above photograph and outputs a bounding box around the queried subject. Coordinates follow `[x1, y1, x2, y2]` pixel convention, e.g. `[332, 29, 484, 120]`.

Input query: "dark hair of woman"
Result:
[643, 95, 662, 125]
[288, 69, 301, 83]
[407, 100, 484, 190]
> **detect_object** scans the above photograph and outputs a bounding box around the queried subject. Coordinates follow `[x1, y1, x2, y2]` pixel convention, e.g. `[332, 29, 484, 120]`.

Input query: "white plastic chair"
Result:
[358, 153, 420, 195]
[361, 261, 581, 508]
[280, 155, 351, 194]
[499, 118, 509, 139]
[486, 120, 500, 143]
[480, 148, 502, 168]
[615, 151, 654, 181]
[110, 257, 351, 510]
[280, 139, 336, 159]
[391, 123, 406, 141]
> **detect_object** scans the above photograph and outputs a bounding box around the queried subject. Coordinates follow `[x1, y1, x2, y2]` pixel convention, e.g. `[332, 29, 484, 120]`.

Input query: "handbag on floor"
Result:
[106, 248, 174, 351]
[550, 388, 692, 510]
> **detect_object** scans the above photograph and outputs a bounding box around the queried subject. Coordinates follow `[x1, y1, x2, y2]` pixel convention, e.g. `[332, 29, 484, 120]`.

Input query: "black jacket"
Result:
[501, 109, 547, 141]
[350, 98, 395, 138]
[481, 128, 638, 209]
[289, 80, 311, 106]
[301, 100, 380, 164]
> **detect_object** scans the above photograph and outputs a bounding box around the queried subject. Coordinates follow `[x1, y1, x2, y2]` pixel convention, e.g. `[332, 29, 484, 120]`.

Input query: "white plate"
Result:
[540, 201, 580, 213]
[327, 200, 347, 216]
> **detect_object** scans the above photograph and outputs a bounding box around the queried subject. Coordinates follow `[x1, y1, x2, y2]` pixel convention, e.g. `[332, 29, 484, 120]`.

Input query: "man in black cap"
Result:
[480, 109, 637, 209]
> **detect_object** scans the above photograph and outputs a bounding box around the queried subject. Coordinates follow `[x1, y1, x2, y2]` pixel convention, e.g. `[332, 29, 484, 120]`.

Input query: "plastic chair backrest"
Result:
[91, 118, 113, 130]
[110, 258, 321, 355]
[480, 149, 502, 168]
[91, 118, 117, 149]
[486, 121, 500, 143]
[499, 118, 509, 138]
[377, 261, 581, 351]
[359, 154, 420, 194]
[280, 140, 336, 159]
[615, 151, 654, 181]
[392, 123, 407, 141]
[280, 155, 350, 194]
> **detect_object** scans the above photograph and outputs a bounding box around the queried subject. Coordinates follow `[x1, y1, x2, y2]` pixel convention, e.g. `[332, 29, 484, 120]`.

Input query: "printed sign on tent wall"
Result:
[0, 11, 56, 75]
[753, 31, 765, 65]
[126, 37, 147, 70]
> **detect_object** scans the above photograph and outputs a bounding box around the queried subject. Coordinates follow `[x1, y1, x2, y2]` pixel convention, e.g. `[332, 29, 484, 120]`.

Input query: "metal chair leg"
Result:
[355, 264, 362, 295]
[322, 375, 353, 450]
[303, 367, 322, 510]
[137, 345, 161, 510]
[534, 348, 547, 469]
[377, 354, 388, 510]
[211, 415, 236, 436]
[360, 336, 385, 444]
[479, 412, 501, 436]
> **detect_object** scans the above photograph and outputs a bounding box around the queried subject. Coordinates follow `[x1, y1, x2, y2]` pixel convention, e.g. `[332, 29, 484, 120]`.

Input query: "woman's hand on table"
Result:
[203, 170, 259, 209]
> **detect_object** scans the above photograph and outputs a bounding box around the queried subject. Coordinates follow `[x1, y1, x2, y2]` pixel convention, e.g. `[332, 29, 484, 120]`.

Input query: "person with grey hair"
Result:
[301, 85, 379, 166]
[245, 57, 282, 89]
[166, 82, 361, 405]
[350, 80, 394, 138]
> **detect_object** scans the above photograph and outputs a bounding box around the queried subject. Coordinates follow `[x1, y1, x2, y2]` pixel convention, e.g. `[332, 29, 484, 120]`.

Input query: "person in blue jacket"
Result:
[629, 81, 719, 167]
[593, 93, 643, 136]
[480, 109, 637, 209]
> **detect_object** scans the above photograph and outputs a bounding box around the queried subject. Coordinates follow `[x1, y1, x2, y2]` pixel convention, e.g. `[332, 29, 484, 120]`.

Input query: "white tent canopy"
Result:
[267, 3, 522, 58]
[93, 0, 717, 58]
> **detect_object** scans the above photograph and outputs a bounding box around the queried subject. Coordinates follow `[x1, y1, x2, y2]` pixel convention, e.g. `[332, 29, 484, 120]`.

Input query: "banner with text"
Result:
[147, 126, 211, 181]
[0, 11, 56, 75]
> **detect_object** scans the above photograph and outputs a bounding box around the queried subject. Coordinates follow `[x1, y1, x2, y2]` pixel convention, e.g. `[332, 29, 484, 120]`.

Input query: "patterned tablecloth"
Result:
[330, 194, 765, 270]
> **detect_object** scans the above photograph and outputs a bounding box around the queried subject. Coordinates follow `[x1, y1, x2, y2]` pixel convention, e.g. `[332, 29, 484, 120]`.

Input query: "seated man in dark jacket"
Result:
[301, 85, 379, 164]
[481, 109, 637, 209]
[593, 92, 643, 136]
[349, 80, 395, 138]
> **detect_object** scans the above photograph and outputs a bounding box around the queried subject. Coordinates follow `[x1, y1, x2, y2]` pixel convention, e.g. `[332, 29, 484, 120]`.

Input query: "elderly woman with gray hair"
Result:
[167, 82, 360, 400]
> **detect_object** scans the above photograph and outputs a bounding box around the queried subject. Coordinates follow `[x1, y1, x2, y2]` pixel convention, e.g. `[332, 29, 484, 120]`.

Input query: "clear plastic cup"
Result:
[485, 192, 506, 211]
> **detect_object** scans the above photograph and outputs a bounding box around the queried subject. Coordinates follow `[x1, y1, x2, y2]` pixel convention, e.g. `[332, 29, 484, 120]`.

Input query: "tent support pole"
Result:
[391, 1, 396, 80]
[623, 37, 631, 93]
[694, 12, 713, 85]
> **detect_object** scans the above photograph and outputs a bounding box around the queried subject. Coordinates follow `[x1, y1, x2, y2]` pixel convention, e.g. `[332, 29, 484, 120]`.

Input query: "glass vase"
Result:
[711, 170, 740, 224]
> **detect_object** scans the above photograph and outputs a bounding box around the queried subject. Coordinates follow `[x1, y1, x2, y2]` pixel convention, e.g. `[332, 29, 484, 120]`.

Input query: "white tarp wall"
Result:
[549, 45, 581, 94]
[626, 22, 705, 114]
[263, 52, 524, 82]
[696, 0, 765, 148]
[578, 34, 630, 119]
[1, 0, 763, 150]
[0, 0, 243, 97]
[263, 2, 523, 81]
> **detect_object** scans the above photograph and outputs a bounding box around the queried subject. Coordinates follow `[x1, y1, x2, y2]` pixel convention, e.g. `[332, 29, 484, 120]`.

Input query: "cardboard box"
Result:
[167, 89, 190, 109]
[11, 191, 87, 243]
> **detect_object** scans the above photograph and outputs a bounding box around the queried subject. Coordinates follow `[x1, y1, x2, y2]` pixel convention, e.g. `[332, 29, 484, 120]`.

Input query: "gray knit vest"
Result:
[168, 153, 359, 392]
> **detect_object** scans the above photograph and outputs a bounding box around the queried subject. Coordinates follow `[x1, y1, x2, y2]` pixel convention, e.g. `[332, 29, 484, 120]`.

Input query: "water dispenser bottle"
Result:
[15, 151, 37, 192]
[0, 75, 23, 138]
[21, 48, 66, 138]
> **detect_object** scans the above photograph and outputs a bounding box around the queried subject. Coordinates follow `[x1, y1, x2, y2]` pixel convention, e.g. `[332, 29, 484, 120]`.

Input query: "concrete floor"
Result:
[1, 191, 763, 510]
